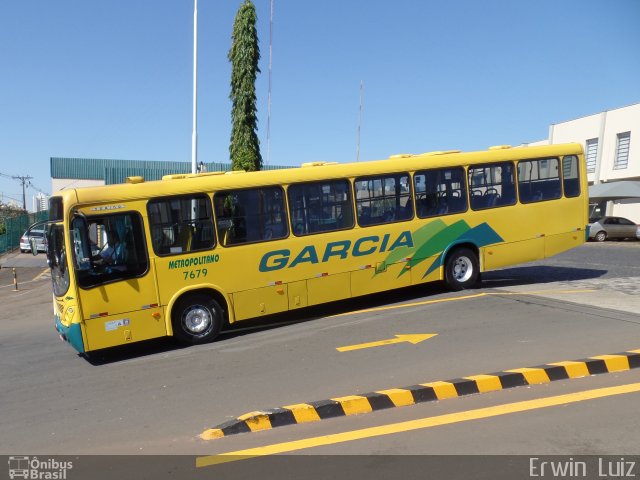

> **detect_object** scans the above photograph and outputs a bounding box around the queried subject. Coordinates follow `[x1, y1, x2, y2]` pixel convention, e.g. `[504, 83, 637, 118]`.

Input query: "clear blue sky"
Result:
[0, 0, 639, 208]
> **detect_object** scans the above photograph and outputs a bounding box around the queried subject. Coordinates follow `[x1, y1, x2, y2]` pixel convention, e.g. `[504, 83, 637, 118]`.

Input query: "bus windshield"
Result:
[47, 224, 70, 297]
[70, 212, 149, 289]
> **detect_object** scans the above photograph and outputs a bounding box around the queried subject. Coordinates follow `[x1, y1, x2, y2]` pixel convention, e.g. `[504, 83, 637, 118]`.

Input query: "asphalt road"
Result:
[1, 242, 639, 477]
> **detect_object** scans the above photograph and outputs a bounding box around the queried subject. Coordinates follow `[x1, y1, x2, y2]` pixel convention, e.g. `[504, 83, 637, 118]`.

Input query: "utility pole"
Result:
[2, 170, 50, 212]
[356, 80, 363, 162]
[12, 175, 33, 211]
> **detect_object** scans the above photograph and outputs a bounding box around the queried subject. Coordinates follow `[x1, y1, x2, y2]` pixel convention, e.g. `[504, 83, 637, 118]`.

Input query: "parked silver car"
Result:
[19, 223, 47, 253]
[588, 216, 640, 242]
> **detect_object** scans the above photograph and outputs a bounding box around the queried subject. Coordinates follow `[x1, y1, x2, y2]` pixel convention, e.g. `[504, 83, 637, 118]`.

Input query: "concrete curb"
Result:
[200, 349, 640, 440]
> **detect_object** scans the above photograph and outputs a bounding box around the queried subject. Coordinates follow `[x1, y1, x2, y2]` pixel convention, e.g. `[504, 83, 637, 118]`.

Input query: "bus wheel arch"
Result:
[169, 288, 228, 345]
[443, 243, 480, 291]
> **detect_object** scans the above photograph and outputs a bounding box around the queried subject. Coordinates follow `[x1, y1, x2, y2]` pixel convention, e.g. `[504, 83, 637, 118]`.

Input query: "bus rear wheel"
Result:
[172, 294, 223, 345]
[444, 247, 480, 291]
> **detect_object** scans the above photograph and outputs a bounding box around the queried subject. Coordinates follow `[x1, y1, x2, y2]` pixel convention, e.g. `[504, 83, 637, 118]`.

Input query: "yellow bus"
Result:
[46, 143, 587, 354]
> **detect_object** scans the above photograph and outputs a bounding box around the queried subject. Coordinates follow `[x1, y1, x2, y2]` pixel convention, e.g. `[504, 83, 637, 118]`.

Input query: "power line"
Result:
[0, 192, 23, 204]
[28, 182, 49, 197]
[0, 171, 35, 210]
[1, 171, 50, 195]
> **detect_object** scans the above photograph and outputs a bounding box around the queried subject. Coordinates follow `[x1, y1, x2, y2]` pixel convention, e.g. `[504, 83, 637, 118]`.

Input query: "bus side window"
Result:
[355, 173, 413, 227]
[288, 180, 354, 236]
[73, 213, 148, 288]
[517, 158, 562, 204]
[147, 194, 215, 256]
[215, 187, 288, 246]
[468, 162, 516, 210]
[562, 155, 581, 198]
[415, 167, 467, 218]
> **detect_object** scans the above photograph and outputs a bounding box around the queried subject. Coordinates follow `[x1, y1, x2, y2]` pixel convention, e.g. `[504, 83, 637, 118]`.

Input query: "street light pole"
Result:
[191, 0, 198, 174]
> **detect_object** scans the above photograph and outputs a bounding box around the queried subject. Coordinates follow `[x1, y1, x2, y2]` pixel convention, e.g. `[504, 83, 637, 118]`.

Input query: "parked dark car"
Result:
[588, 216, 640, 242]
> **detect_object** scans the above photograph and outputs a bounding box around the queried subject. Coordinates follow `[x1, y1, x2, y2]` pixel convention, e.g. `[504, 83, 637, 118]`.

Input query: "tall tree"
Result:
[228, 0, 262, 171]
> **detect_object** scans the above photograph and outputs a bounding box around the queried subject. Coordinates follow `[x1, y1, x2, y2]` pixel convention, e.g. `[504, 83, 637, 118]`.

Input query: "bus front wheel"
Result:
[444, 247, 480, 291]
[172, 294, 223, 345]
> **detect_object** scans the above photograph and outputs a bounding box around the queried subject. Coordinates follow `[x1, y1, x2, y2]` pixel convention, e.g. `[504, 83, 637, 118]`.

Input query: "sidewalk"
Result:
[495, 279, 640, 317]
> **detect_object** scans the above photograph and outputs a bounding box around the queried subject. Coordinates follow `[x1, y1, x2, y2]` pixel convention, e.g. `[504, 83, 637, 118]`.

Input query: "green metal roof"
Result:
[50, 158, 291, 185]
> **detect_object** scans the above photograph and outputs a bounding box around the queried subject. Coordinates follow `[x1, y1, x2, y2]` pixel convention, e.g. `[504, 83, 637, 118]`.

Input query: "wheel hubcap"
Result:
[183, 306, 212, 334]
[452, 256, 473, 283]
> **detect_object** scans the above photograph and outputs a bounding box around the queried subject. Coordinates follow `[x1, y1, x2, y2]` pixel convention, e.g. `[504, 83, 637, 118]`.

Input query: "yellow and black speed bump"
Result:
[200, 349, 640, 440]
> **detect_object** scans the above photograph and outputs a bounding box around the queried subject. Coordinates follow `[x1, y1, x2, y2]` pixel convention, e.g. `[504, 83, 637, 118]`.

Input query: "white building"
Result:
[528, 103, 640, 223]
[33, 193, 48, 212]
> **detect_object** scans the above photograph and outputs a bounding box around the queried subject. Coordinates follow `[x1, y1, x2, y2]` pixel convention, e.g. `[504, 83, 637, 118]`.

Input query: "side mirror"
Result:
[29, 237, 39, 256]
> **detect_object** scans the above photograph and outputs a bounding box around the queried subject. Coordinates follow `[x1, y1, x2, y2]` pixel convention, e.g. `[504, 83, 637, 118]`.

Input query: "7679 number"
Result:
[183, 268, 208, 280]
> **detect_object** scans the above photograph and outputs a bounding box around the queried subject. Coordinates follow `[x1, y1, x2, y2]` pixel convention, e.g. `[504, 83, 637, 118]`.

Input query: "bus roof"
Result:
[55, 143, 583, 206]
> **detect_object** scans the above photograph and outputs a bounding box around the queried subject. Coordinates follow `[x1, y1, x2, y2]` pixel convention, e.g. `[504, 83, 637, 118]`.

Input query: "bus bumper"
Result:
[55, 314, 85, 354]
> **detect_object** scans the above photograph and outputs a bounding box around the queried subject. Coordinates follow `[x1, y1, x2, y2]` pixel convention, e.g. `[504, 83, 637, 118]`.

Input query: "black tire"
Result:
[171, 293, 223, 345]
[594, 231, 607, 242]
[444, 247, 480, 291]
